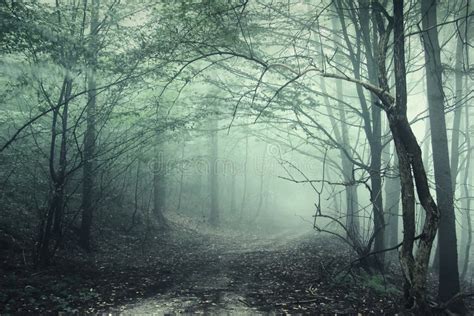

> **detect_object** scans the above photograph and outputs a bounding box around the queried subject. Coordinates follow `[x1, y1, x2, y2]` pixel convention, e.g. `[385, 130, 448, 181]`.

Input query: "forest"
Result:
[0, 0, 473, 314]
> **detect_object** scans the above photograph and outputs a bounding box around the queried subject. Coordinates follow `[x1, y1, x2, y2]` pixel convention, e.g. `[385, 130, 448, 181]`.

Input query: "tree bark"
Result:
[320, 81, 360, 246]
[359, 0, 385, 266]
[451, 0, 469, 276]
[336, 0, 384, 265]
[374, 1, 440, 311]
[461, 74, 472, 279]
[230, 168, 237, 214]
[240, 131, 249, 220]
[384, 143, 400, 247]
[153, 141, 168, 228]
[420, 0, 464, 308]
[209, 110, 219, 226]
[254, 142, 267, 220]
[177, 138, 185, 210]
[37, 76, 72, 267]
[80, 0, 99, 251]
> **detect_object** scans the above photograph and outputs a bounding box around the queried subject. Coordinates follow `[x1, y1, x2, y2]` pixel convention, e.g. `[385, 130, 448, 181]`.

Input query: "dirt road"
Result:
[114, 229, 311, 314]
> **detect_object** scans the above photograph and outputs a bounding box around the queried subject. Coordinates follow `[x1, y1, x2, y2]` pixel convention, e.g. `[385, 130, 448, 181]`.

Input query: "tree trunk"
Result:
[254, 143, 267, 220]
[153, 142, 167, 228]
[80, 0, 99, 251]
[52, 79, 71, 239]
[460, 145, 471, 279]
[336, 0, 384, 265]
[461, 74, 472, 279]
[451, 0, 469, 275]
[209, 112, 219, 226]
[418, 98, 430, 242]
[230, 169, 236, 214]
[361, 2, 385, 266]
[421, 0, 463, 308]
[384, 143, 400, 247]
[240, 132, 248, 220]
[37, 76, 72, 266]
[449, 3, 465, 192]
[384, 2, 439, 311]
[328, 14, 360, 243]
[177, 138, 185, 210]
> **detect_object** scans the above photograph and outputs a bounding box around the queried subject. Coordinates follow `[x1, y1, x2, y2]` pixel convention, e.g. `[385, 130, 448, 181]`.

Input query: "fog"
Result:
[0, 0, 473, 314]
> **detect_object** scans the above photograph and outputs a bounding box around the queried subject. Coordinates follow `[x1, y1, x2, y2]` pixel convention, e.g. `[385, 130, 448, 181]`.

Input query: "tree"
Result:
[153, 136, 168, 229]
[420, 0, 464, 309]
[326, 1, 443, 311]
[37, 74, 73, 267]
[377, 1, 438, 311]
[326, 15, 360, 245]
[334, 0, 385, 267]
[384, 144, 400, 247]
[80, 0, 100, 251]
[448, 0, 471, 280]
[208, 101, 219, 226]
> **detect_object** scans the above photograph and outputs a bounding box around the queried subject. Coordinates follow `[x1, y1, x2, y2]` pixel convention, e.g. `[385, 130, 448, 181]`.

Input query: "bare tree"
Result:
[209, 101, 219, 226]
[80, 0, 100, 251]
[420, 0, 464, 309]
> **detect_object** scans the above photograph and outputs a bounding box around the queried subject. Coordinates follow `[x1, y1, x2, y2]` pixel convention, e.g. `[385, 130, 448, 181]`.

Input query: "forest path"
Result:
[0, 221, 403, 314]
[113, 227, 315, 315]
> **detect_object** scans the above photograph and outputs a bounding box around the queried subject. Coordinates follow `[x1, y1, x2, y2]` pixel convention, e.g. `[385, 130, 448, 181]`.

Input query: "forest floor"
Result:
[1, 214, 473, 314]
[109, 227, 402, 315]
